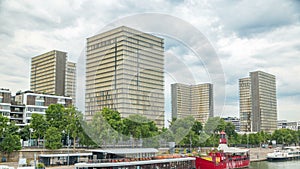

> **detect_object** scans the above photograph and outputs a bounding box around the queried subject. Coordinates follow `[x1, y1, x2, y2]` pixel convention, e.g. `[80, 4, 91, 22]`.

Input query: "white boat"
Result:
[267, 146, 300, 161]
[0, 165, 14, 169]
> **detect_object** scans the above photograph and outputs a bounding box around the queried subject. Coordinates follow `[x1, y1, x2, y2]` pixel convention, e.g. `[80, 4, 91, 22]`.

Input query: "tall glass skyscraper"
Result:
[85, 26, 164, 128]
[239, 71, 277, 132]
[171, 83, 214, 123]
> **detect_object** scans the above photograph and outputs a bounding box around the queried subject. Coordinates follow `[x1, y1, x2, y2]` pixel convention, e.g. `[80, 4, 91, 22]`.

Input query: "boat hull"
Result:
[195, 157, 250, 169]
[267, 156, 300, 162]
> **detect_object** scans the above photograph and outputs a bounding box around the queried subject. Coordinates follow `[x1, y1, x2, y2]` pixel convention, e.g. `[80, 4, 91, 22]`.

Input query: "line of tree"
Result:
[2, 105, 300, 160]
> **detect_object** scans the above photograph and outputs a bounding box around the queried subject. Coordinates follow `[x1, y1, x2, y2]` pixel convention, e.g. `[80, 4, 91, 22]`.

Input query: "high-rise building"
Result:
[239, 77, 252, 132]
[85, 26, 164, 128]
[239, 71, 277, 133]
[30, 50, 67, 96]
[250, 71, 277, 132]
[171, 83, 213, 123]
[65, 61, 76, 104]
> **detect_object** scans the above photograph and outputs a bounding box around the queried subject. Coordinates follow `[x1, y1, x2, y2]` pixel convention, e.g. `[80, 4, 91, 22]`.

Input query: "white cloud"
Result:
[0, 0, 299, 122]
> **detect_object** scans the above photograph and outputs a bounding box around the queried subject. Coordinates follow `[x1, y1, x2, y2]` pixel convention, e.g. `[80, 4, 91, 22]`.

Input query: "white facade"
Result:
[277, 120, 299, 131]
[15, 91, 72, 125]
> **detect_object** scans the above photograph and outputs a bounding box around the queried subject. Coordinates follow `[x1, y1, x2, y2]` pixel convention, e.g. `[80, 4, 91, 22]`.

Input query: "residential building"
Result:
[30, 50, 67, 96]
[239, 71, 277, 133]
[239, 77, 252, 132]
[171, 83, 213, 123]
[65, 61, 76, 105]
[0, 88, 11, 119]
[10, 104, 25, 126]
[223, 117, 240, 132]
[14, 91, 72, 125]
[85, 26, 164, 128]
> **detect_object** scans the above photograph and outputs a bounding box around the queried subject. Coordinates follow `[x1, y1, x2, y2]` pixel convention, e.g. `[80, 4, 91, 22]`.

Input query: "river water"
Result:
[250, 160, 300, 169]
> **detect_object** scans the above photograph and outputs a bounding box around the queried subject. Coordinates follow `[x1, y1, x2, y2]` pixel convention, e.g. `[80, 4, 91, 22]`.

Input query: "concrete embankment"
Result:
[249, 147, 273, 162]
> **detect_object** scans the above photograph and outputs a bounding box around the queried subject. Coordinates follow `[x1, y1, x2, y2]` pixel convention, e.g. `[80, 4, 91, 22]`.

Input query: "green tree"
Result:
[225, 122, 237, 138]
[0, 115, 10, 137]
[46, 104, 65, 131]
[204, 117, 226, 134]
[0, 134, 21, 161]
[45, 127, 62, 149]
[101, 107, 124, 133]
[169, 116, 194, 144]
[19, 125, 31, 140]
[86, 111, 119, 147]
[30, 114, 48, 146]
[64, 106, 83, 150]
[192, 121, 203, 134]
[78, 129, 97, 148]
[122, 114, 158, 138]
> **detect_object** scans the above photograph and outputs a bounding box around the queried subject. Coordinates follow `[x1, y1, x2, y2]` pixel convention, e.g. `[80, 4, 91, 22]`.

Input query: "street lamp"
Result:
[29, 128, 33, 147]
[62, 130, 70, 166]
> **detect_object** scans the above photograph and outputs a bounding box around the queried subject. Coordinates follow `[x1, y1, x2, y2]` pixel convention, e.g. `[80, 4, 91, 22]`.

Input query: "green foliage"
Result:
[225, 122, 237, 138]
[122, 114, 158, 138]
[37, 163, 45, 169]
[64, 106, 83, 149]
[0, 115, 21, 160]
[169, 116, 194, 144]
[204, 117, 222, 134]
[0, 115, 10, 136]
[86, 110, 120, 146]
[45, 127, 62, 149]
[272, 129, 299, 145]
[46, 104, 65, 131]
[78, 129, 97, 147]
[19, 125, 31, 140]
[0, 134, 21, 155]
[101, 108, 124, 132]
[192, 121, 203, 134]
[30, 114, 47, 139]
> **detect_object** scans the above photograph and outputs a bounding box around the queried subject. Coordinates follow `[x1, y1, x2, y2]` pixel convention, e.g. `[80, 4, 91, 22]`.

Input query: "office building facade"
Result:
[65, 61, 76, 104]
[85, 26, 164, 128]
[239, 77, 252, 132]
[239, 71, 277, 133]
[30, 50, 67, 96]
[251, 71, 277, 132]
[171, 83, 213, 123]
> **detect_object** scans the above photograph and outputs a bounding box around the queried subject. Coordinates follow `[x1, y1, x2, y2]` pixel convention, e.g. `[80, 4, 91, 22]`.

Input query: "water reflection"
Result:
[250, 161, 300, 169]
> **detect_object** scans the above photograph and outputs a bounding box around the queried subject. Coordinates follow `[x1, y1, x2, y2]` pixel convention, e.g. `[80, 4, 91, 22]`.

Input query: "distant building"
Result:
[239, 71, 277, 133]
[171, 83, 213, 123]
[85, 26, 164, 128]
[239, 77, 252, 132]
[277, 120, 298, 131]
[223, 117, 240, 132]
[65, 61, 76, 105]
[30, 50, 67, 96]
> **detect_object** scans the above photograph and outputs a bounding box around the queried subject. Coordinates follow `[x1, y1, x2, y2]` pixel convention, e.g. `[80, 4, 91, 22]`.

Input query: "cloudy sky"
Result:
[1, 0, 300, 123]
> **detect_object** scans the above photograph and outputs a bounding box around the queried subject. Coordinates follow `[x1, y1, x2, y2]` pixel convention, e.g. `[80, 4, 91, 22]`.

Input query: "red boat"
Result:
[195, 131, 250, 169]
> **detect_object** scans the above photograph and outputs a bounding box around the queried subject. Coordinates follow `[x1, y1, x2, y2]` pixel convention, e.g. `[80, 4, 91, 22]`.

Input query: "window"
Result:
[35, 96, 44, 106]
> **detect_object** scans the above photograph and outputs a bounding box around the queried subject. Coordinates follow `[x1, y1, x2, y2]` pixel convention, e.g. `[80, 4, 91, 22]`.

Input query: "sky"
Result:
[1, 0, 300, 123]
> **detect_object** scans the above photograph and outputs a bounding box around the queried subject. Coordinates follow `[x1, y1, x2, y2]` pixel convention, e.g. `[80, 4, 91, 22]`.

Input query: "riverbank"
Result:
[249, 147, 273, 162]
[0, 147, 275, 168]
